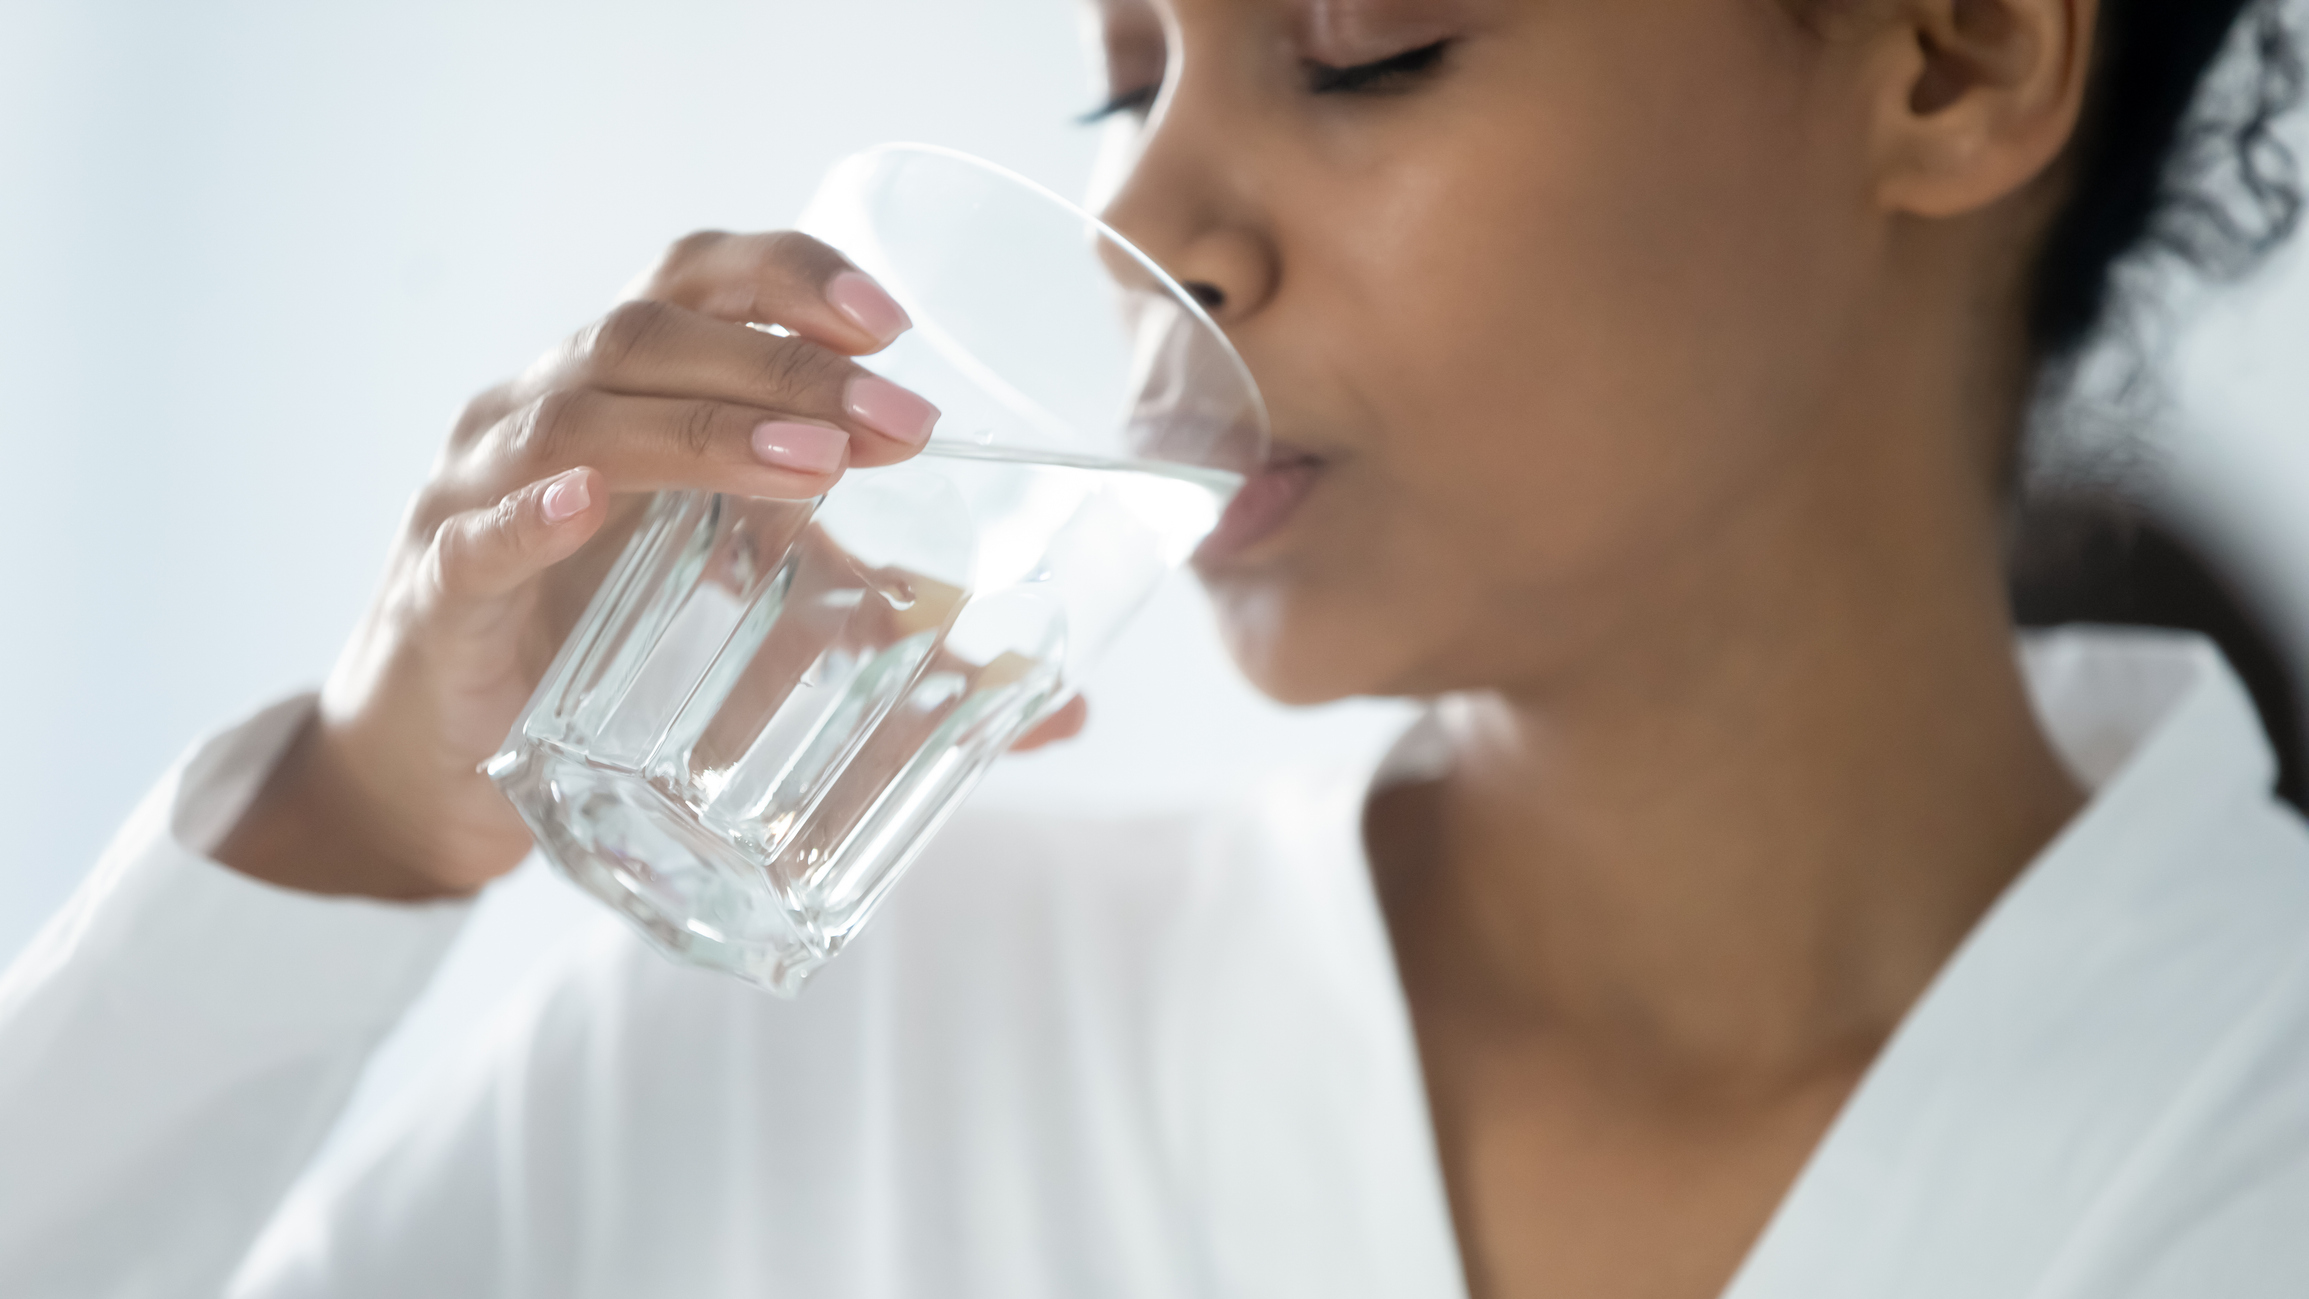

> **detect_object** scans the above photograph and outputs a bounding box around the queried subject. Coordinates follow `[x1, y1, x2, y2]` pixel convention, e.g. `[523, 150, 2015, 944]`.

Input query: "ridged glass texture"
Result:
[489, 445, 1237, 992]
[487, 146, 1264, 994]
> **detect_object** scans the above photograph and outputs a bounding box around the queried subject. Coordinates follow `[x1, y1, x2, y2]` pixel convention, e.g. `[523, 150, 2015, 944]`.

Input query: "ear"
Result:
[1867, 0, 2098, 219]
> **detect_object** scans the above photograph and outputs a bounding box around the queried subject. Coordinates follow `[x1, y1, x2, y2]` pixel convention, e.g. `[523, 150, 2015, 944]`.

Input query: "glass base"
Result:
[494, 742, 830, 996]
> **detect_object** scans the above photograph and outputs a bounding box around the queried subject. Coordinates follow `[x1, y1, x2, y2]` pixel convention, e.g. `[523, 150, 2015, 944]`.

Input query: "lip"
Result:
[1194, 444, 1327, 566]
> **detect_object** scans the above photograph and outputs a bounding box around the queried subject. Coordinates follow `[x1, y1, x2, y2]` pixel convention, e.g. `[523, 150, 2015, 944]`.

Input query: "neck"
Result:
[1374, 395, 2082, 1087]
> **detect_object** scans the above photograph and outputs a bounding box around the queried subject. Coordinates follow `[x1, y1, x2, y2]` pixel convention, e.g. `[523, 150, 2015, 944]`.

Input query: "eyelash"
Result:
[1303, 39, 1452, 96]
[1078, 39, 1454, 124]
[1079, 84, 1159, 125]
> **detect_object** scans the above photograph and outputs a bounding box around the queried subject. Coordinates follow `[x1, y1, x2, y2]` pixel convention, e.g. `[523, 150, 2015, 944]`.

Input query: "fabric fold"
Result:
[0, 694, 472, 1299]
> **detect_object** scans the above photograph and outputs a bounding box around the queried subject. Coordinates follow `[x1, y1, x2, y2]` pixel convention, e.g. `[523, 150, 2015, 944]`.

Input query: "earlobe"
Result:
[1871, 0, 2095, 220]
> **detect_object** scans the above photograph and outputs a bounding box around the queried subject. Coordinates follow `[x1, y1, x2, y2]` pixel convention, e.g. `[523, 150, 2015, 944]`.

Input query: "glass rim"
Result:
[834, 141, 1272, 462]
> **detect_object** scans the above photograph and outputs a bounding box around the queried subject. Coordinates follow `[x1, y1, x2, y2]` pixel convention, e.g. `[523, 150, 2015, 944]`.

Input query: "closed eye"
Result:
[1078, 83, 1159, 125]
[1304, 39, 1452, 95]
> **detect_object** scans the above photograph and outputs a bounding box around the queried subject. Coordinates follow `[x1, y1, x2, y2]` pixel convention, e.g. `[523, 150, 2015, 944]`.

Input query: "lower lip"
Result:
[1195, 458, 1323, 565]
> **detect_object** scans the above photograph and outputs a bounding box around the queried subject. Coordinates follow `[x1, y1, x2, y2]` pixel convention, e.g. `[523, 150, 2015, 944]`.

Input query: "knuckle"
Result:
[452, 383, 514, 448]
[429, 497, 518, 596]
[585, 298, 673, 376]
[484, 490, 526, 545]
[756, 338, 847, 402]
[637, 230, 729, 302]
[508, 389, 584, 465]
[677, 401, 723, 457]
[402, 485, 455, 547]
[666, 228, 728, 268]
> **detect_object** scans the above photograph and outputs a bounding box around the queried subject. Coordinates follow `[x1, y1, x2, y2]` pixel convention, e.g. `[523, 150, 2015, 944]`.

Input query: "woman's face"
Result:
[1089, 0, 1918, 704]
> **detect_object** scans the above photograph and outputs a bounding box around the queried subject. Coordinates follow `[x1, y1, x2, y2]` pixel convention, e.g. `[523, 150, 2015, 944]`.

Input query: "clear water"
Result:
[489, 443, 1239, 994]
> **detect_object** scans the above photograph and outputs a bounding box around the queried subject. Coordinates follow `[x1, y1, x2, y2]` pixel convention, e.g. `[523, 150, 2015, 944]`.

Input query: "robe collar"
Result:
[1172, 628, 2299, 1299]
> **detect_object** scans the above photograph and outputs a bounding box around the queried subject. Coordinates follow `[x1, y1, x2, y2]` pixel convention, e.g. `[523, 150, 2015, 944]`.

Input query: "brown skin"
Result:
[231, 0, 2092, 1294]
[1094, 0, 2092, 1295]
[220, 235, 1085, 900]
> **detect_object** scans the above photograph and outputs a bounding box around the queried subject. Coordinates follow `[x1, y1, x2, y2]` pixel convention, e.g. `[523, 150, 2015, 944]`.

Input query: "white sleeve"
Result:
[0, 695, 473, 1299]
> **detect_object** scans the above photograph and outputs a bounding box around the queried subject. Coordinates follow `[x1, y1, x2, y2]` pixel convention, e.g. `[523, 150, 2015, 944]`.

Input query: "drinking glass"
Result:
[486, 144, 1268, 995]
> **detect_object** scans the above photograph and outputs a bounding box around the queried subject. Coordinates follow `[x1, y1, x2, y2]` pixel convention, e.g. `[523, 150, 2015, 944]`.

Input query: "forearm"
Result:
[0, 699, 470, 1296]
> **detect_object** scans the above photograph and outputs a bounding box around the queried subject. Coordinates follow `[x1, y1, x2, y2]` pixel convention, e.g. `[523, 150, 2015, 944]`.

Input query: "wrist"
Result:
[215, 712, 474, 902]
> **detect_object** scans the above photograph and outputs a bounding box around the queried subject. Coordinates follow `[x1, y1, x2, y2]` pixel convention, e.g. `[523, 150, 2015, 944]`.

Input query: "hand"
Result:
[218, 231, 1084, 901]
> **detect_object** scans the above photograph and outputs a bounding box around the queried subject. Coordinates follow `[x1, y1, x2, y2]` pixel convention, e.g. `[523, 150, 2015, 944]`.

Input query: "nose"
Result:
[1095, 86, 1280, 326]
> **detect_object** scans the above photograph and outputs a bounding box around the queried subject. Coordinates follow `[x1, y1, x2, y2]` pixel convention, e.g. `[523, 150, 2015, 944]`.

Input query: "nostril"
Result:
[1184, 280, 1227, 312]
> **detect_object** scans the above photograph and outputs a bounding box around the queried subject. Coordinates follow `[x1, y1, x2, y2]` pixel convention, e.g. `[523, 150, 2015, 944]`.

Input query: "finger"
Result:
[527, 298, 938, 465]
[630, 230, 912, 356]
[425, 467, 607, 608]
[469, 389, 868, 501]
[1011, 696, 1089, 752]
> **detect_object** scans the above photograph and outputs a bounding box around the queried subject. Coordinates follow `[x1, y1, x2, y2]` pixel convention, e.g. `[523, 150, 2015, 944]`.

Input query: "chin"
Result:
[1200, 571, 1415, 707]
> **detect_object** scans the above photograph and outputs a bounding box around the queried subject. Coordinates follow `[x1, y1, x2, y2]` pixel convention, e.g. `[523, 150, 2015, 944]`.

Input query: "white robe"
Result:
[1, 627, 2305, 1298]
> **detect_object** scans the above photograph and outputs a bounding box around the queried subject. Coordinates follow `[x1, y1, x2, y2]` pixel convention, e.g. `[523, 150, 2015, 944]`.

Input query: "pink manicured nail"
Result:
[751, 421, 848, 475]
[825, 271, 912, 342]
[541, 470, 590, 523]
[844, 375, 940, 446]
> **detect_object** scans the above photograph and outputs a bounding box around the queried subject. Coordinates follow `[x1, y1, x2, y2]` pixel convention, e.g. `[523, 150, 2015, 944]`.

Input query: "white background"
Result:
[1, 0, 2302, 1154]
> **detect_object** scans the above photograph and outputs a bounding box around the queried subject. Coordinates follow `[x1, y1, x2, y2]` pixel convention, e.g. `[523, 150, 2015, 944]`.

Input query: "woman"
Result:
[3, 0, 2305, 1295]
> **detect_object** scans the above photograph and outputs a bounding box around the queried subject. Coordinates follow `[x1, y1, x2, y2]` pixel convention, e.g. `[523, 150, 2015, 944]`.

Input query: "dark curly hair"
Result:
[2032, 0, 2304, 358]
[2010, 0, 2308, 807]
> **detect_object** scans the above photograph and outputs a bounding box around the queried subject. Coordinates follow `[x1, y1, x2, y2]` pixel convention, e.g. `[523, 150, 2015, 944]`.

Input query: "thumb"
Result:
[422, 467, 606, 614]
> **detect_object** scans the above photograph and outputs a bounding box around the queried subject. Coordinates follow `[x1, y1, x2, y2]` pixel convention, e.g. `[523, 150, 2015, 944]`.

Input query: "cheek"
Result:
[1311, 13, 1865, 622]
[1220, 8, 1875, 697]
[1422, 63, 1852, 500]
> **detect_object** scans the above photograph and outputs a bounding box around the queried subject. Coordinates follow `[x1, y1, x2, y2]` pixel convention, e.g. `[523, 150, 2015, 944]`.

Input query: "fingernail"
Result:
[844, 375, 940, 446]
[826, 270, 911, 343]
[751, 421, 848, 475]
[541, 470, 591, 523]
